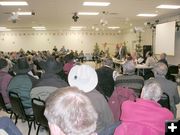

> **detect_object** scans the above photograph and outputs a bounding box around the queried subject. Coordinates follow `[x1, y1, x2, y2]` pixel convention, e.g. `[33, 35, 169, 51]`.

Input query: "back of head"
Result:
[103, 58, 113, 67]
[39, 56, 63, 74]
[123, 61, 135, 75]
[13, 57, 31, 74]
[153, 62, 168, 77]
[141, 80, 162, 102]
[44, 87, 97, 135]
[0, 58, 8, 70]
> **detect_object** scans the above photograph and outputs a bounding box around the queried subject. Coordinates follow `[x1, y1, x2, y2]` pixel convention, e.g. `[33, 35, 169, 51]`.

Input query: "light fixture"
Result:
[137, 14, 158, 17]
[0, 27, 11, 31]
[78, 12, 99, 15]
[83, 2, 111, 6]
[108, 26, 120, 29]
[70, 26, 85, 30]
[0, 1, 28, 6]
[32, 26, 46, 30]
[16, 12, 35, 16]
[157, 5, 180, 9]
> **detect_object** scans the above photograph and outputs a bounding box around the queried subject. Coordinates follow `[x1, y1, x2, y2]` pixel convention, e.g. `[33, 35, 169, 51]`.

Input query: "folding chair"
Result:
[9, 92, 35, 135]
[158, 93, 170, 110]
[32, 98, 49, 135]
[0, 93, 13, 118]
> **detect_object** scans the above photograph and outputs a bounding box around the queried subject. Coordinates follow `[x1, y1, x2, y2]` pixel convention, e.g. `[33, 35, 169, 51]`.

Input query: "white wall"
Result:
[121, 29, 152, 53]
[0, 30, 124, 55]
[0, 30, 153, 53]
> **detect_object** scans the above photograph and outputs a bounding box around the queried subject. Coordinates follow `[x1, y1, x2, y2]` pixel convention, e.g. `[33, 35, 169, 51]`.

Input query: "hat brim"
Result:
[13, 65, 31, 74]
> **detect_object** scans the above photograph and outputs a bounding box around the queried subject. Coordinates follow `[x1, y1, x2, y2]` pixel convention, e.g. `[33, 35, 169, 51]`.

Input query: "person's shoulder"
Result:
[160, 107, 174, 119]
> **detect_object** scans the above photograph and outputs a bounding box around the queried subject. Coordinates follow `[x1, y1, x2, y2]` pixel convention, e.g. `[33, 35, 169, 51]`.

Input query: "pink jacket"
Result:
[63, 61, 75, 75]
[114, 99, 173, 135]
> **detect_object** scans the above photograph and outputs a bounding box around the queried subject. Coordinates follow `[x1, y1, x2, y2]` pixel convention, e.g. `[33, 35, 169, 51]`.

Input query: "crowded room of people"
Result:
[1, 0, 180, 135]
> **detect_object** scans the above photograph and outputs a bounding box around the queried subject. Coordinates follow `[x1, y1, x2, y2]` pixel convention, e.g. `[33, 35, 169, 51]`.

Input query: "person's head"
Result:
[160, 53, 167, 60]
[0, 58, 9, 72]
[126, 53, 132, 60]
[103, 58, 113, 68]
[141, 80, 162, 102]
[13, 57, 31, 74]
[123, 61, 135, 75]
[44, 87, 98, 135]
[146, 51, 153, 57]
[153, 62, 168, 77]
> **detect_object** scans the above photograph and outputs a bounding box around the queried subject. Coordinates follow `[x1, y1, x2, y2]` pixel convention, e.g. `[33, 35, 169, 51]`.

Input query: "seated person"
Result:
[145, 51, 156, 67]
[8, 57, 38, 114]
[115, 60, 144, 96]
[149, 62, 180, 117]
[31, 57, 68, 101]
[0, 116, 22, 135]
[96, 58, 115, 97]
[0, 58, 12, 109]
[68, 65, 114, 133]
[114, 80, 173, 135]
[44, 87, 98, 135]
[158, 53, 168, 67]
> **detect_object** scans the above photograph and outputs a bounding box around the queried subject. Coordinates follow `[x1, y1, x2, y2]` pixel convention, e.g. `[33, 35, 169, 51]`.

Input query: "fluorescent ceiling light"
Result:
[0, 27, 11, 31]
[156, 5, 180, 9]
[70, 26, 86, 30]
[32, 26, 46, 30]
[78, 12, 99, 15]
[108, 26, 120, 29]
[17, 12, 32, 16]
[0, 1, 28, 6]
[71, 26, 85, 29]
[137, 14, 158, 17]
[83, 2, 111, 6]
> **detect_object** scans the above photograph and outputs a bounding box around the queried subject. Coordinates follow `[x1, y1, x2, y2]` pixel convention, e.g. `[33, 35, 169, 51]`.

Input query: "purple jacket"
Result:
[0, 70, 12, 104]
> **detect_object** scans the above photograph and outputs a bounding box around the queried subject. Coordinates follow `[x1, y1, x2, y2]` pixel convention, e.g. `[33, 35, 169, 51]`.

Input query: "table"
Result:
[136, 64, 153, 76]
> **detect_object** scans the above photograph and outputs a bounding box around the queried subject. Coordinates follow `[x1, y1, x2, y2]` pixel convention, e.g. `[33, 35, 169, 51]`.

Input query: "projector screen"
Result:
[155, 21, 176, 56]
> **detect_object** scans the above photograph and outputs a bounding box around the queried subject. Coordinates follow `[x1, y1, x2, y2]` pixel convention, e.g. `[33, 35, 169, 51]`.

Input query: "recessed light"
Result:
[78, 12, 99, 15]
[0, 1, 28, 6]
[137, 14, 158, 17]
[108, 26, 120, 29]
[83, 2, 111, 7]
[157, 5, 180, 9]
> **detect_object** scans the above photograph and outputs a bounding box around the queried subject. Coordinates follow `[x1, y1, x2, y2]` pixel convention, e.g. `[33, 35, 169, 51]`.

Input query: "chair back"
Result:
[0, 93, 7, 111]
[158, 93, 170, 110]
[32, 98, 48, 127]
[168, 65, 179, 74]
[9, 92, 27, 119]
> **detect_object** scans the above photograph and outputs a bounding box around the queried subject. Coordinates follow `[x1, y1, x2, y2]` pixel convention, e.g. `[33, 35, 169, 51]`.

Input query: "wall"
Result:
[0, 30, 123, 55]
[0, 29, 152, 55]
[121, 29, 152, 52]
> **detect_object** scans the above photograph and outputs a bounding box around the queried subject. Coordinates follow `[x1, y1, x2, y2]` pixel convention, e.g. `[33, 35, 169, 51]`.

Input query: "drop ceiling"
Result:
[0, 0, 180, 31]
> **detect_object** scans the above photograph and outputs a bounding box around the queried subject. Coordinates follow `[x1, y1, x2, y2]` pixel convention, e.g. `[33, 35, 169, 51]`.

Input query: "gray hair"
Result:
[103, 58, 113, 67]
[141, 80, 162, 102]
[160, 53, 167, 60]
[44, 87, 98, 135]
[123, 61, 135, 75]
[153, 62, 168, 76]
